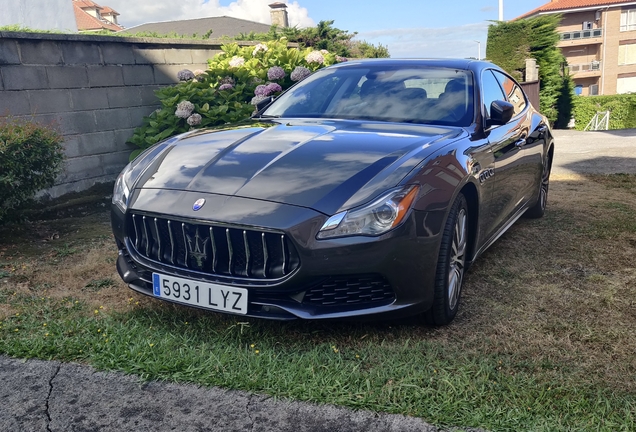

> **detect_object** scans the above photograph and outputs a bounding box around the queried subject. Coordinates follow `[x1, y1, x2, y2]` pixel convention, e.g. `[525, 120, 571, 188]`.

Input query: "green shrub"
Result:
[128, 40, 338, 158]
[572, 94, 636, 130]
[0, 117, 65, 222]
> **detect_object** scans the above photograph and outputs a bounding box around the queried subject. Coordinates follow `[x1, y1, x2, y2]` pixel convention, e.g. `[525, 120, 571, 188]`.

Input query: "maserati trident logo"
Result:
[186, 228, 209, 269]
[193, 198, 206, 211]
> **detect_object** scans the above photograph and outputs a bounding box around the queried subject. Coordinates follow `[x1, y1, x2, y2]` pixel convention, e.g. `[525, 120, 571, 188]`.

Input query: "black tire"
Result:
[425, 193, 469, 326]
[525, 152, 552, 219]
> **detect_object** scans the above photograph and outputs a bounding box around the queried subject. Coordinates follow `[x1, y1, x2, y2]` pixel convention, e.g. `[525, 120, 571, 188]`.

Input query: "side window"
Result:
[481, 70, 506, 118]
[492, 70, 527, 117]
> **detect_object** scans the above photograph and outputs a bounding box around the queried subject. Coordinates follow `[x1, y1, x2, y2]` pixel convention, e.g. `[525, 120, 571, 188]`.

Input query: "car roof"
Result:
[329, 58, 501, 73]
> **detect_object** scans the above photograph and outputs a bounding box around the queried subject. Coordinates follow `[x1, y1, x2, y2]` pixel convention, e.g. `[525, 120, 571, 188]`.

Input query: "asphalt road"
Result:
[551, 128, 636, 176]
[1, 128, 634, 432]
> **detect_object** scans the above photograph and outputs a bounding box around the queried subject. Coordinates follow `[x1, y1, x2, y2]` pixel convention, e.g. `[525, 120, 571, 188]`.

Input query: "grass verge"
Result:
[1, 174, 635, 431]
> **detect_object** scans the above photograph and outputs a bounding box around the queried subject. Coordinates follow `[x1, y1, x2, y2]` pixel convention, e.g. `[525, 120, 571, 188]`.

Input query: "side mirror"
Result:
[252, 96, 274, 117]
[488, 100, 514, 127]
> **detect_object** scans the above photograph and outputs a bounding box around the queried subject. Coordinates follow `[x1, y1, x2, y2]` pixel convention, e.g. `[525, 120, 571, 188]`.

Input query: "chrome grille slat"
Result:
[154, 218, 161, 261]
[261, 233, 268, 278]
[142, 216, 150, 256]
[280, 235, 286, 275]
[210, 227, 217, 273]
[243, 230, 250, 276]
[226, 229, 233, 275]
[167, 220, 175, 265]
[127, 213, 299, 281]
[182, 223, 188, 268]
[132, 215, 140, 250]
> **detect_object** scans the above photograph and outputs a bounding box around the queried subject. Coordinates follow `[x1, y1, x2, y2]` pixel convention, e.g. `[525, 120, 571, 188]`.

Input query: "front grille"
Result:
[303, 275, 395, 306]
[127, 213, 300, 280]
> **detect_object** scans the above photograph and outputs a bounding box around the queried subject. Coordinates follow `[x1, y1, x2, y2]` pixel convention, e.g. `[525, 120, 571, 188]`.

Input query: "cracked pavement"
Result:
[0, 356, 442, 431]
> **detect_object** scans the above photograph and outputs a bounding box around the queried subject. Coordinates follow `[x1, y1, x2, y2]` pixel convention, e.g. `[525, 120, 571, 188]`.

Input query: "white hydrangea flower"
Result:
[252, 43, 269, 56]
[229, 56, 245, 68]
[187, 113, 202, 126]
[305, 51, 325, 64]
[175, 101, 195, 119]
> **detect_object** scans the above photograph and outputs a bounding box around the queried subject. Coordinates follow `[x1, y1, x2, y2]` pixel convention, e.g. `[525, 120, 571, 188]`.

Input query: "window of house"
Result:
[617, 76, 636, 94]
[619, 44, 636, 65]
[620, 8, 636, 31]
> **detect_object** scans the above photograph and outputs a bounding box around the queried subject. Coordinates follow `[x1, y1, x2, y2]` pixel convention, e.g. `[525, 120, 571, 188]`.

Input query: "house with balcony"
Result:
[518, 0, 636, 96]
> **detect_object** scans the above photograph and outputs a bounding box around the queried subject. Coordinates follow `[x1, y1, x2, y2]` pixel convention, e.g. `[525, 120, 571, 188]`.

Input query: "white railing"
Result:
[585, 111, 610, 131]
[560, 28, 603, 41]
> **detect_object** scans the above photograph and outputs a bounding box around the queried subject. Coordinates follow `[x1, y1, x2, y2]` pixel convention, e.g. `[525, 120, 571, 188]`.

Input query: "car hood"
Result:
[135, 119, 465, 215]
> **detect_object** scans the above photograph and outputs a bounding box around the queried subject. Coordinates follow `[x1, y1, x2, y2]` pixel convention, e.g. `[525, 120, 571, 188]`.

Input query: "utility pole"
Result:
[499, 0, 503, 21]
[474, 40, 481, 60]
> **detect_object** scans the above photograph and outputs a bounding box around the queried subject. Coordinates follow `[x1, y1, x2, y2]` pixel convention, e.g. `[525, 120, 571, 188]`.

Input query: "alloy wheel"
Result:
[448, 208, 467, 310]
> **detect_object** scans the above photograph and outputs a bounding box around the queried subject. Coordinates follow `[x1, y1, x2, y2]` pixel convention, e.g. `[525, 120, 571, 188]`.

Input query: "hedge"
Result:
[572, 94, 636, 130]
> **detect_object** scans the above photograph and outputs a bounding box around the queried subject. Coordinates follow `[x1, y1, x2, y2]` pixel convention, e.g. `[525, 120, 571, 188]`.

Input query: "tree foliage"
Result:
[233, 20, 390, 59]
[486, 15, 573, 126]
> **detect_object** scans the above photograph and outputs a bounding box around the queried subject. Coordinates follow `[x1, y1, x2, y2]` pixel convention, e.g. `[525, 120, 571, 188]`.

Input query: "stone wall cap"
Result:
[0, 31, 297, 48]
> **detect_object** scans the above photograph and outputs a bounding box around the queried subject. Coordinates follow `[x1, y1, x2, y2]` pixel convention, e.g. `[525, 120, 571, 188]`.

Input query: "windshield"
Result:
[262, 65, 474, 127]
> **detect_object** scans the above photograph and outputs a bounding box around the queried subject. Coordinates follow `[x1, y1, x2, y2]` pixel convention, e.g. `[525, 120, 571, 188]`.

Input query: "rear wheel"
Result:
[425, 193, 468, 326]
[525, 152, 552, 219]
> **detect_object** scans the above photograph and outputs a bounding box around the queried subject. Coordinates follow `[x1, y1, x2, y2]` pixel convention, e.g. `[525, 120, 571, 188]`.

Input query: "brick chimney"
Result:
[269, 2, 289, 28]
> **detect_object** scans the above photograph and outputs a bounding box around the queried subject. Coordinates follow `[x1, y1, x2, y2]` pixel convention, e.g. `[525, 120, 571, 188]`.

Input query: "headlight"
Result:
[112, 162, 133, 212]
[317, 185, 420, 239]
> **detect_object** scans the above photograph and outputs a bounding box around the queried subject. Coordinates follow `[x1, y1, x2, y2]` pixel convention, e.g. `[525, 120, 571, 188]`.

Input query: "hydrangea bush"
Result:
[128, 40, 338, 159]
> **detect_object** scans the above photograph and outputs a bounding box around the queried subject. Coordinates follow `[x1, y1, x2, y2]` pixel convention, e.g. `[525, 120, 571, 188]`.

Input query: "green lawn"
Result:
[1, 174, 635, 431]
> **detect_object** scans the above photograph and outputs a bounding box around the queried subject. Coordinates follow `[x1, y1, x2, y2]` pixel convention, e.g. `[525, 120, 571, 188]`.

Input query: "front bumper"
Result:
[112, 190, 444, 320]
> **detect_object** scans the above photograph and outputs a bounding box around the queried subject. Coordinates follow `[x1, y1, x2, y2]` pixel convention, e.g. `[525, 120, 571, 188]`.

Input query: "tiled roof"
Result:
[73, 3, 123, 32]
[122, 16, 271, 38]
[100, 6, 119, 16]
[516, 0, 633, 20]
[73, 0, 103, 10]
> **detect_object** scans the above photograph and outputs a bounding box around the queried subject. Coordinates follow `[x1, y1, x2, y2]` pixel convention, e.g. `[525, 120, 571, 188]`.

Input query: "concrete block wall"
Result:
[0, 32, 244, 199]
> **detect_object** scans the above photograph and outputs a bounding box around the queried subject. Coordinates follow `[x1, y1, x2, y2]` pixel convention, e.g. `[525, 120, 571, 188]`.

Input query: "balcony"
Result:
[568, 61, 602, 78]
[558, 28, 603, 47]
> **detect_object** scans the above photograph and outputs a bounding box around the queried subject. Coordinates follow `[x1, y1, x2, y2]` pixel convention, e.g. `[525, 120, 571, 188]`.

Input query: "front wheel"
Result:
[425, 193, 468, 326]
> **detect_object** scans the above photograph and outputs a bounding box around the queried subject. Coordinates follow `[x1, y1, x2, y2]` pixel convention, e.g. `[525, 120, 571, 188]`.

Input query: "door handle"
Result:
[514, 138, 527, 148]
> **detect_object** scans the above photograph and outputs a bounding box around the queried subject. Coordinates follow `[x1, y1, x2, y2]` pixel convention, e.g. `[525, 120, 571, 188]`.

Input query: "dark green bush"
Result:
[572, 94, 636, 130]
[0, 117, 65, 222]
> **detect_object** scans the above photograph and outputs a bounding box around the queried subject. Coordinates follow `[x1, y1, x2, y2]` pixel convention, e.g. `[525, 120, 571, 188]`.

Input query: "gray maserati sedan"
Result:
[111, 59, 553, 325]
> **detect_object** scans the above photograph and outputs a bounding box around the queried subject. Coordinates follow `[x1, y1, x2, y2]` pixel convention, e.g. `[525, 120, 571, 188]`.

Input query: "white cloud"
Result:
[357, 22, 490, 59]
[105, 0, 314, 29]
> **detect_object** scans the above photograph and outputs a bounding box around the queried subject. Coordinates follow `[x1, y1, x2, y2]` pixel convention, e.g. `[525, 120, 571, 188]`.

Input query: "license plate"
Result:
[152, 273, 248, 315]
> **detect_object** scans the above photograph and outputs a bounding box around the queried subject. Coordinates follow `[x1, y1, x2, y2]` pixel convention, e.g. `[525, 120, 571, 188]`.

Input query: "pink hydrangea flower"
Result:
[267, 66, 286, 81]
[254, 85, 269, 97]
[291, 66, 311, 82]
[336, 56, 348, 63]
[219, 83, 234, 91]
[177, 69, 195, 81]
[266, 83, 283, 94]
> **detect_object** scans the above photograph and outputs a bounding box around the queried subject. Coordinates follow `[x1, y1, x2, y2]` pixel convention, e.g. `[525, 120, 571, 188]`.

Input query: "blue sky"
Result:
[286, 0, 548, 58]
[109, 0, 549, 58]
